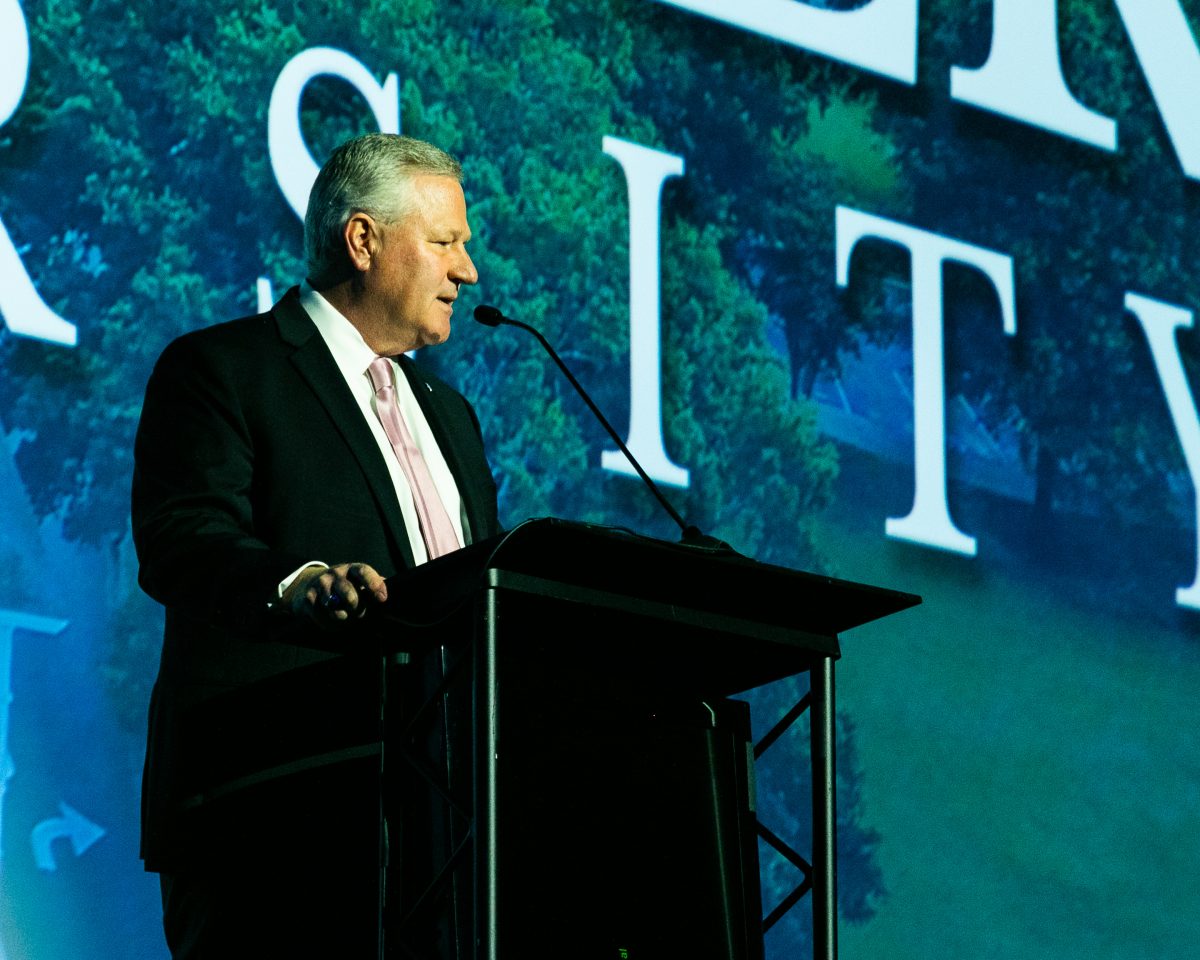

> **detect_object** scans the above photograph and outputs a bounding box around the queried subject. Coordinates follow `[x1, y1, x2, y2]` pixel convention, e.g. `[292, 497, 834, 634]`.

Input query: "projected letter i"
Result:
[601, 136, 690, 488]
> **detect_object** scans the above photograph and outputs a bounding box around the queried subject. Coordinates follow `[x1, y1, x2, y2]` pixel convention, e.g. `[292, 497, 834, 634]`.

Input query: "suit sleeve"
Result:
[131, 334, 311, 634]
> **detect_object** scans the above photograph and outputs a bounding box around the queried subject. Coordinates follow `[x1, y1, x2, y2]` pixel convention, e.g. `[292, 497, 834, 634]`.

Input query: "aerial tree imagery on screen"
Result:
[1, 0, 1198, 958]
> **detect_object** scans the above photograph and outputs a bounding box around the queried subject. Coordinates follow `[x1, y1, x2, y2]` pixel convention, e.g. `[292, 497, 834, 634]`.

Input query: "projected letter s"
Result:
[268, 48, 400, 221]
[0, 0, 77, 346]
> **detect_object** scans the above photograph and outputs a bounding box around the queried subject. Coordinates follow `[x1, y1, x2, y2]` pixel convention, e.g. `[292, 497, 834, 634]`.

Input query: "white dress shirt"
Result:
[292, 282, 467, 570]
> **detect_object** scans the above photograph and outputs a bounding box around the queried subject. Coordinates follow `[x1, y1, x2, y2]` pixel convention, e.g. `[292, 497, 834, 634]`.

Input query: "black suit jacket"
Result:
[131, 287, 499, 870]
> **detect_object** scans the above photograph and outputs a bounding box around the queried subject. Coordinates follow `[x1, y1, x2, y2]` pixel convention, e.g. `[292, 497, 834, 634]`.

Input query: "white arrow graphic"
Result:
[0, 608, 69, 864]
[30, 802, 105, 871]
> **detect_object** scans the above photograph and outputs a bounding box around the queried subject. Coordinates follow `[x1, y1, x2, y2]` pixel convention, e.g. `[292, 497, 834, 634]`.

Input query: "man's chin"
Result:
[417, 323, 450, 349]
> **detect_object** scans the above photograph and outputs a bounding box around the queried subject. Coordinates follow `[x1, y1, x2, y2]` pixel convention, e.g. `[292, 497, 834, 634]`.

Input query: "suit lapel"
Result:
[274, 290, 417, 568]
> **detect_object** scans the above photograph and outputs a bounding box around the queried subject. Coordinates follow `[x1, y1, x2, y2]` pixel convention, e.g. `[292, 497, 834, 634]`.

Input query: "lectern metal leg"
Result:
[476, 588, 500, 960]
[810, 658, 837, 960]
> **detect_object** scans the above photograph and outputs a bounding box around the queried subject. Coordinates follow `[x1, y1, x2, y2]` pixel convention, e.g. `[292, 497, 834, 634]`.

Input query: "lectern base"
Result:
[500, 694, 761, 960]
[391, 659, 762, 960]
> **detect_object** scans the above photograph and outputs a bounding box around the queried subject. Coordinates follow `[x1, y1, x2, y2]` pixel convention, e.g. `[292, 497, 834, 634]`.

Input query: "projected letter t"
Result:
[836, 207, 1016, 557]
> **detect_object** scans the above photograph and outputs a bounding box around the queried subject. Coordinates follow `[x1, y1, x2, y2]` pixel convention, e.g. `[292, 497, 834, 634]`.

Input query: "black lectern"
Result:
[177, 519, 918, 960]
[377, 519, 919, 960]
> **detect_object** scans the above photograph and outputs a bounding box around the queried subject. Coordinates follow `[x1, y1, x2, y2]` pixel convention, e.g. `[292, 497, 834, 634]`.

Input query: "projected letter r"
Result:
[0, 0, 77, 346]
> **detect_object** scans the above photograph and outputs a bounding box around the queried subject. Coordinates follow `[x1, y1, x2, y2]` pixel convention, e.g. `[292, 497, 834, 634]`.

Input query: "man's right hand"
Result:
[282, 562, 389, 629]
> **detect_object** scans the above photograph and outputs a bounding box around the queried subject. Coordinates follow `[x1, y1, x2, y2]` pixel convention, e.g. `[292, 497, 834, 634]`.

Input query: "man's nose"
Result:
[452, 248, 478, 286]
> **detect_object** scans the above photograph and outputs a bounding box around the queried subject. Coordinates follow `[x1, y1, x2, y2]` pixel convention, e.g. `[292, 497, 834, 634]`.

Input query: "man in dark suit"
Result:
[132, 133, 499, 957]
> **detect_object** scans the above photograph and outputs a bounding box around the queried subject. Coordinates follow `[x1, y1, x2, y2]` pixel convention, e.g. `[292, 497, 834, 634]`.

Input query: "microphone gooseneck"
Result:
[473, 303, 728, 550]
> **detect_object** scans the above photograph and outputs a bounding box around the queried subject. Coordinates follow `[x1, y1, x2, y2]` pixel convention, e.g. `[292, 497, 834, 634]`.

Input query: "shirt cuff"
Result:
[275, 561, 328, 601]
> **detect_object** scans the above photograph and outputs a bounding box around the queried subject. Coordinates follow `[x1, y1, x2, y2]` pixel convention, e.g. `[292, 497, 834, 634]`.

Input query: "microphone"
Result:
[473, 303, 729, 550]
[473, 304, 506, 328]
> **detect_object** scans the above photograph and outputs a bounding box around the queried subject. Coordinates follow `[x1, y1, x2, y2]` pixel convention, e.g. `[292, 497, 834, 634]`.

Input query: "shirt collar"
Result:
[298, 280, 382, 382]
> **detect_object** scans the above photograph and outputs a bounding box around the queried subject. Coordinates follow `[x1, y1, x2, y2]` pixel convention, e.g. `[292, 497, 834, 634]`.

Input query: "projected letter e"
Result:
[649, 0, 917, 84]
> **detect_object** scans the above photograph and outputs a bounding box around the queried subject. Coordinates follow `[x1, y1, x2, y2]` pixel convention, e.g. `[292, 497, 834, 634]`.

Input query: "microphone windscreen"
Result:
[473, 304, 505, 327]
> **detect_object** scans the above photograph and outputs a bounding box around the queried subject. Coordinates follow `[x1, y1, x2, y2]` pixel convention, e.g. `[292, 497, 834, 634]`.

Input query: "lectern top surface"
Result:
[386, 517, 920, 638]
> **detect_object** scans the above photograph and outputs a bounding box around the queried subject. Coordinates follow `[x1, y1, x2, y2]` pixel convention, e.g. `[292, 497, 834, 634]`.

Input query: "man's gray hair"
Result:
[304, 133, 463, 285]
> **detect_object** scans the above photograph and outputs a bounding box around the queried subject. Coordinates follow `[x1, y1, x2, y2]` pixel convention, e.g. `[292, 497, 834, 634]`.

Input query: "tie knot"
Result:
[367, 357, 394, 395]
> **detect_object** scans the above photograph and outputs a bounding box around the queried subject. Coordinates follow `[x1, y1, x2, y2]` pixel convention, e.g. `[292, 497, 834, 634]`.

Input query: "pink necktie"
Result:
[366, 357, 461, 559]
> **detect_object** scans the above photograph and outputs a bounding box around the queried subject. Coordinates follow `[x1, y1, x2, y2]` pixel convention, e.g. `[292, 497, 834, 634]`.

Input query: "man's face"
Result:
[366, 174, 478, 353]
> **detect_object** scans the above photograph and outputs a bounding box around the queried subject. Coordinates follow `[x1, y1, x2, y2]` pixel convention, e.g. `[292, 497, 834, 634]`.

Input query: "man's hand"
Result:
[282, 562, 389, 628]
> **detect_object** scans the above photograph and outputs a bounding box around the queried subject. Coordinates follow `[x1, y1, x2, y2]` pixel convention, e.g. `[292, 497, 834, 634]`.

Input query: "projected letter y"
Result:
[1126, 293, 1200, 610]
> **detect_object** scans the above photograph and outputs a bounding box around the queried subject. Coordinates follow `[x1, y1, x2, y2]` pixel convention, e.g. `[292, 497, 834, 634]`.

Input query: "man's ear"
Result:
[342, 213, 376, 273]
